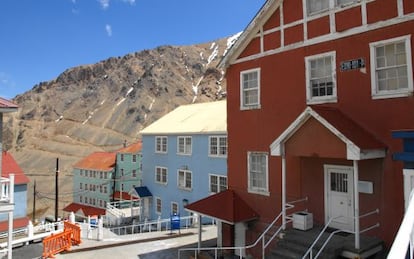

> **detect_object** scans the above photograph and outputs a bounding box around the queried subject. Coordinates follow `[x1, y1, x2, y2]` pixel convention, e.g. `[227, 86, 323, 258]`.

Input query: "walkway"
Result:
[55, 225, 217, 259]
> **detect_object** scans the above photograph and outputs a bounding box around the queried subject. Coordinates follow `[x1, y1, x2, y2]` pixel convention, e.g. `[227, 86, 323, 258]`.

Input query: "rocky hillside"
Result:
[4, 34, 239, 219]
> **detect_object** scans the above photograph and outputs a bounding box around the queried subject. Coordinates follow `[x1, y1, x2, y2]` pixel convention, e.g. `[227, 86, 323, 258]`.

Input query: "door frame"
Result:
[324, 164, 355, 231]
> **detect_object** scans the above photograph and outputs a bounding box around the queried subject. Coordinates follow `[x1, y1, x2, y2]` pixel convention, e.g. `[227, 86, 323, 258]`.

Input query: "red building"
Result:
[186, 0, 414, 257]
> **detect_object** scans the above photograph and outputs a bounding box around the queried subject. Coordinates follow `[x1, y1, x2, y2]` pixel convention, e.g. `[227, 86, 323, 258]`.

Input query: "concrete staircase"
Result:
[268, 227, 384, 259]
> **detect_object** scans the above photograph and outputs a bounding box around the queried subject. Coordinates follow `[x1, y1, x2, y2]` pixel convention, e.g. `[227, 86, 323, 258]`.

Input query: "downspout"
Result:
[353, 160, 360, 250]
[281, 144, 287, 230]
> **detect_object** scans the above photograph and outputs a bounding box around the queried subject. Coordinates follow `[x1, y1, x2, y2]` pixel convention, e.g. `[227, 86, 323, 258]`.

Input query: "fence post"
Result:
[98, 217, 104, 241]
[69, 212, 75, 223]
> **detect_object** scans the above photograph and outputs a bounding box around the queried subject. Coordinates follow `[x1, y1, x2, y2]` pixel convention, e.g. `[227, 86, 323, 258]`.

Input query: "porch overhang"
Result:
[270, 106, 386, 160]
[185, 189, 258, 225]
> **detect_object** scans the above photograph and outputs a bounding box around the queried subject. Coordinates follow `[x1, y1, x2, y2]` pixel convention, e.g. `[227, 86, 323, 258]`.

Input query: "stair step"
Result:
[269, 246, 303, 259]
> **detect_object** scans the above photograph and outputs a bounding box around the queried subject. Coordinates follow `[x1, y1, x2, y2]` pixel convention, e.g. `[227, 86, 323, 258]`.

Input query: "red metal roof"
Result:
[117, 141, 142, 153]
[113, 191, 138, 200]
[311, 106, 386, 150]
[0, 97, 18, 109]
[185, 190, 258, 224]
[63, 203, 106, 216]
[0, 217, 29, 232]
[74, 152, 116, 171]
[2, 151, 29, 184]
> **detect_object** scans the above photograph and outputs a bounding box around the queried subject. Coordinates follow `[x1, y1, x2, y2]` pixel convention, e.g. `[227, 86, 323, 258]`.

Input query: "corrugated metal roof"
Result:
[74, 152, 116, 171]
[0, 97, 18, 109]
[117, 141, 142, 153]
[2, 151, 29, 185]
[140, 100, 226, 135]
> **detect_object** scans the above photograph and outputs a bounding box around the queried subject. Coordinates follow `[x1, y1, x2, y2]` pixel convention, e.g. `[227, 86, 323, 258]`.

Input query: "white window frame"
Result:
[305, 51, 337, 104]
[370, 35, 413, 99]
[155, 136, 168, 153]
[306, 0, 358, 16]
[155, 166, 168, 185]
[155, 197, 162, 215]
[178, 169, 192, 191]
[404, 169, 414, 211]
[247, 152, 269, 196]
[177, 136, 192, 155]
[240, 68, 261, 110]
[209, 136, 228, 157]
[171, 202, 179, 215]
[209, 174, 228, 194]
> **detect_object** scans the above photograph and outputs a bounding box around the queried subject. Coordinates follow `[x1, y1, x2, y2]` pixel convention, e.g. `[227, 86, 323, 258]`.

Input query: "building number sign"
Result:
[340, 58, 365, 71]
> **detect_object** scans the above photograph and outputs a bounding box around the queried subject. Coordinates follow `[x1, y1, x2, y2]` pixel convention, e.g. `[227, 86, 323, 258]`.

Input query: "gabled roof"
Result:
[185, 189, 258, 225]
[63, 203, 106, 216]
[270, 106, 387, 160]
[74, 152, 116, 171]
[219, 0, 277, 69]
[140, 100, 227, 135]
[117, 141, 142, 154]
[2, 151, 29, 185]
[131, 186, 152, 198]
[0, 97, 18, 113]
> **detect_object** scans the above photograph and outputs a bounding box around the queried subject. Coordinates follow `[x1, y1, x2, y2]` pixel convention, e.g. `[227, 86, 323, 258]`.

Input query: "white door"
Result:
[324, 165, 354, 231]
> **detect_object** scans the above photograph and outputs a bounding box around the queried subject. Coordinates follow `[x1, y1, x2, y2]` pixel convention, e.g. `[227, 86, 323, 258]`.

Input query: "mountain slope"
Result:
[4, 34, 239, 218]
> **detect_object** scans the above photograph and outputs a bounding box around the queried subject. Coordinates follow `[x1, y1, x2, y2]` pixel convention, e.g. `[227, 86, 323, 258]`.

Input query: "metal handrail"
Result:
[302, 208, 380, 259]
[178, 197, 308, 258]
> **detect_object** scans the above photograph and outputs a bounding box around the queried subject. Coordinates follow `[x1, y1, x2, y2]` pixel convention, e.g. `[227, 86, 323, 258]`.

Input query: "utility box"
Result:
[292, 211, 313, 231]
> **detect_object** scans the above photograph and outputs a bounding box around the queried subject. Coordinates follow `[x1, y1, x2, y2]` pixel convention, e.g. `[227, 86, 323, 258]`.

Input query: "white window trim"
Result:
[306, 0, 360, 17]
[155, 166, 168, 185]
[240, 68, 261, 110]
[177, 169, 193, 191]
[247, 152, 270, 196]
[155, 197, 162, 215]
[155, 136, 168, 154]
[403, 169, 414, 211]
[369, 35, 413, 99]
[305, 51, 337, 104]
[209, 136, 228, 158]
[177, 136, 192, 155]
[209, 174, 228, 194]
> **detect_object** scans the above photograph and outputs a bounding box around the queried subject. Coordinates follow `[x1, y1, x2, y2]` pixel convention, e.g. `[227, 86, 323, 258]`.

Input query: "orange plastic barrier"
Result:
[42, 230, 72, 259]
[64, 221, 82, 245]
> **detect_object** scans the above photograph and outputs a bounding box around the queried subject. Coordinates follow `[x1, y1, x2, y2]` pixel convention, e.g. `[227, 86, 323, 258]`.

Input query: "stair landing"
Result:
[270, 226, 384, 259]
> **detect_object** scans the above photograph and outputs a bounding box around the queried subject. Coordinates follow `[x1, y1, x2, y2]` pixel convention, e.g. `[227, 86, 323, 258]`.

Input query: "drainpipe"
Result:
[281, 145, 287, 230]
[353, 160, 360, 250]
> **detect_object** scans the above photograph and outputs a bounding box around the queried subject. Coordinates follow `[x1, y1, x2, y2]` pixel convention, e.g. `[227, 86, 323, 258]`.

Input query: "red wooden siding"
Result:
[307, 16, 330, 39]
[264, 31, 281, 51]
[263, 8, 280, 31]
[335, 6, 363, 32]
[239, 36, 261, 58]
[367, 0, 398, 24]
[284, 24, 304, 46]
[404, 0, 414, 14]
[283, 0, 303, 24]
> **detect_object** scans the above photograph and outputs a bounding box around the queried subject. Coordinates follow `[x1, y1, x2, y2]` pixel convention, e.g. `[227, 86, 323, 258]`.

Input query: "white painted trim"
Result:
[231, 13, 414, 66]
[176, 136, 192, 156]
[302, 0, 308, 41]
[361, 0, 367, 25]
[403, 169, 414, 210]
[398, 0, 404, 17]
[305, 51, 338, 105]
[247, 151, 270, 196]
[269, 106, 386, 160]
[240, 68, 261, 110]
[177, 169, 193, 191]
[324, 164, 355, 231]
[369, 35, 413, 99]
[280, 2, 285, 47]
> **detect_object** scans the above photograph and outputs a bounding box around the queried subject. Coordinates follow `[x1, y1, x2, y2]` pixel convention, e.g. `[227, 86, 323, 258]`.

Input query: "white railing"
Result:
[302, 209, 380, 259]
[0, 177, 11, 202]
[109, 215, 197, 235]
[388, 189, 414, 259]
[106, 203, 125, 218]
[178, 197, 308, 259]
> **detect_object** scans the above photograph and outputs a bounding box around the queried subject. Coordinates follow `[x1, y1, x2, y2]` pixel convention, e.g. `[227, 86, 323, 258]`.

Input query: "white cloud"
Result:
[121, 0, 135, 5]
[105, 24, 112, 37]
[98, 0, 110, 10]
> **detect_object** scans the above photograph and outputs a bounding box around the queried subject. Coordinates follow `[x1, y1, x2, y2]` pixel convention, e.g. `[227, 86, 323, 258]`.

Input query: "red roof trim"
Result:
[185, 190, 258, 224]
[63, 203, 106, 216]
[0, 217, 29, 232]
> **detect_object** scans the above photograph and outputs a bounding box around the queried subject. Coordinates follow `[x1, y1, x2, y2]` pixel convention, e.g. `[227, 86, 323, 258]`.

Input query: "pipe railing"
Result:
[178, 197, 308, 259]
[302, 208, 380, 259]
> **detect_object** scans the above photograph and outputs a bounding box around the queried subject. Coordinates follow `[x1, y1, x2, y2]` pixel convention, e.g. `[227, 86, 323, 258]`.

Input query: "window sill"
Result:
[248, 189, 270, 196]
[240, 104, 261, 111]
[155, 182, 168, 186]
[306, 97, 337, 105]
[178, 187, 192, 192]
[372, 90, 413, 100]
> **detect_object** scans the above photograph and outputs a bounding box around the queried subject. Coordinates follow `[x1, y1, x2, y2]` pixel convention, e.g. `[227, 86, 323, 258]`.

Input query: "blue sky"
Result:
[0, 0, 264, 99]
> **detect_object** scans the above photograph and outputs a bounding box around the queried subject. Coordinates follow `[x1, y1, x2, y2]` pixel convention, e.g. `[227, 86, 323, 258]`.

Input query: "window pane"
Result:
[307, 0, 329, 14]
[242, 70, 259, 107]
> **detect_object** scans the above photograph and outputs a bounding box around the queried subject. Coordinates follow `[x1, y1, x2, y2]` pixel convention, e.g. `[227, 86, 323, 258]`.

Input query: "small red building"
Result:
[186, 0, 414, 257]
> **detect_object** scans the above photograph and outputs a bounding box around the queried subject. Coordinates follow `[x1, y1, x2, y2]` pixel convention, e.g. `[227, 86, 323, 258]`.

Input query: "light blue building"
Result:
[140, 100, 227, 222]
